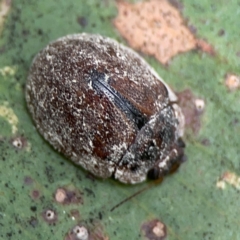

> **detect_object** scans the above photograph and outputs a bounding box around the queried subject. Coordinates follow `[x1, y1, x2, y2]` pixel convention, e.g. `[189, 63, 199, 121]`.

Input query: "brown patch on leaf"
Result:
[65, 222, 108, 240]
[177, 89, 204, 134]
[65, 225, 89, 240]
[42, 209, 58, 224]
[114, 0, 196, 64]
[30, 189, 41, 200]
[70, 209, 81, 221]
[141, 219, 167, 240]
[196, 39, 215, 56]
[88, 222, 109, 240]
[11, 136, 28, 149]
[54, 185, 83, 205]
[225, 74, 240, 91]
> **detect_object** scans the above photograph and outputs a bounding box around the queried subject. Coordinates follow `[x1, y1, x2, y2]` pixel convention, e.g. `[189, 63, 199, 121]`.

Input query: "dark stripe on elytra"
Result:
[90, 70, 147, 129]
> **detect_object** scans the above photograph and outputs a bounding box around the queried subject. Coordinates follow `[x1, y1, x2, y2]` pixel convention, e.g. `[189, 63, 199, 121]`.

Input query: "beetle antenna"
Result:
[110, 178, 163, 212]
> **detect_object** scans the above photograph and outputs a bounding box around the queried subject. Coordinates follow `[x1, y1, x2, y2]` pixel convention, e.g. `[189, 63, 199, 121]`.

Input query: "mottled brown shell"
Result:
[26, 33, 185, 184]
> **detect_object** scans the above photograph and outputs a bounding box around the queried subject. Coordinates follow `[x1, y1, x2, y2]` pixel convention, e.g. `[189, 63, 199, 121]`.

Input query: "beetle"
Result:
[25, 33, 185, 184]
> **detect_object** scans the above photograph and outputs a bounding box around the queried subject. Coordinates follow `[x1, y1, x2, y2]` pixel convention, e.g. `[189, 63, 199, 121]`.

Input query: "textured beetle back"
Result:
[26, 33, 185, 184]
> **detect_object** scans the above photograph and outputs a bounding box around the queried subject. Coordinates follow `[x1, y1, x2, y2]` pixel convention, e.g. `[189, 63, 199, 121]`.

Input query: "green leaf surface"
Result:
[0, 0, 240, 239]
